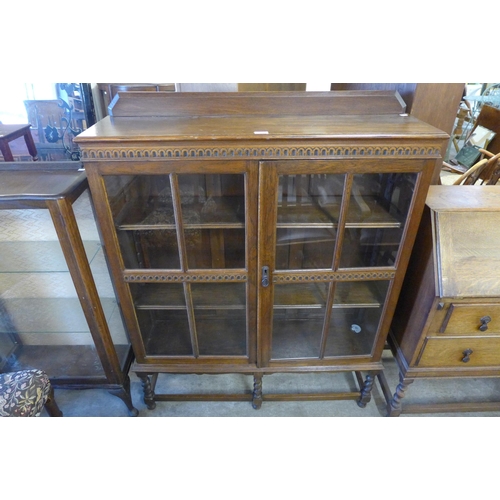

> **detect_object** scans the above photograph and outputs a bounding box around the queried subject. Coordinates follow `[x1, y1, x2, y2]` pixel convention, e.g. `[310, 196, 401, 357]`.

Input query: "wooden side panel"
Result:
[411, 83, 464, 184]
[411, 83, 464, 137]
[390, 205, 437, 363]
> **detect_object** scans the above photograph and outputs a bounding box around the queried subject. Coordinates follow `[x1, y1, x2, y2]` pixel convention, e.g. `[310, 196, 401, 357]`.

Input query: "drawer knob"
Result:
[462, 349, 473, 363]
[479, 316, 492, 331]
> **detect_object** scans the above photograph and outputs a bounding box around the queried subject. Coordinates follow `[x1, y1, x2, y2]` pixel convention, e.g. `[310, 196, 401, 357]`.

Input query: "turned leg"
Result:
[44, 386, 63, 417]
[252, 373, 263, 410]
[388, 372, 414, 417]
[357, 372, 375, 408]
[108, 376, 139, 416]
[137, 373, 156, 410]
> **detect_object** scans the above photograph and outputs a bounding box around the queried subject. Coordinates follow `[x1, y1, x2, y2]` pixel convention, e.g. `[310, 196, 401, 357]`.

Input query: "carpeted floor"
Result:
[46, 350, 500, 417]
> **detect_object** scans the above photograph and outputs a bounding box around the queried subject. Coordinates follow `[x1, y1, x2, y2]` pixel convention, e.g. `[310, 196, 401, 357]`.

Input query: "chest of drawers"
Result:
[387, 185, 500, 415]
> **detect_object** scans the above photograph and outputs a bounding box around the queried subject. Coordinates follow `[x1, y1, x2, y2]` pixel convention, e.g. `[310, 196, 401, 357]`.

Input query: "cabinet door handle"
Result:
[479, 316, 491, 331]
[261, 266, 269, 287]
[462, 349, 473, 363]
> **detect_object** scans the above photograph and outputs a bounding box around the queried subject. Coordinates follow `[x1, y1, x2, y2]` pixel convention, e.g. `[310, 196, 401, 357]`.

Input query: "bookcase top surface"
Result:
[76, 91, 448, 144]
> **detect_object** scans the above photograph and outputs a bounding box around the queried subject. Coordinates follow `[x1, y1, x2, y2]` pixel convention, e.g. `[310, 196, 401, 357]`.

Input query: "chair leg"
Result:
[44, 386, 63, 417]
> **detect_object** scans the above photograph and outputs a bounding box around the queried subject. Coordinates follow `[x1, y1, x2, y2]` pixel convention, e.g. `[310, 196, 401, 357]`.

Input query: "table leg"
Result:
[23, 130, 39, 161]
[0, 139, 15, 161]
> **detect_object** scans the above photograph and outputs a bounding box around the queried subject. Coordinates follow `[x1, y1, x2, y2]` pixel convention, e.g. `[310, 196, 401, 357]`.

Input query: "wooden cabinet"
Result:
[387, 185, 500, 415]
[0, 164, 137, 415]
[75, 91, 447, 411]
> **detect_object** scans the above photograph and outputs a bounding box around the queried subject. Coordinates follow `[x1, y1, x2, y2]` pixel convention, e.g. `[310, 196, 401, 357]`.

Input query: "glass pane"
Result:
[191, 283, 247, 356]
[324, 280, 390, 356]
[276, 228, 337, 269]
[0, 193, 129, 379]
[341, 227, 403, 268]
[185, 229, 245, 269]
[340, 173, 417, 268]
[118, 229, 180, 269]
[271, 283, 328, 359]
[137, 309, 192, 356]
[178, 174, 245, 270]
[0, 326, 16, 372]
[131, 283, 192, 356]
[276, 174, 345, 270]
[104, 175, 181, 269]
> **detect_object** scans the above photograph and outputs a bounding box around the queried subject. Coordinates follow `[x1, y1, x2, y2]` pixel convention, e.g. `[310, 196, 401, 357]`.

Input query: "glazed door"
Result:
[98, 160, 258, 365]
[258, 160, 419, 366]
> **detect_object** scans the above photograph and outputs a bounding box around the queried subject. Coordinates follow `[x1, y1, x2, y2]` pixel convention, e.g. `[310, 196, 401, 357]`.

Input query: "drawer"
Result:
[436, 303, 500, 335]
[417, 336, 500, 368]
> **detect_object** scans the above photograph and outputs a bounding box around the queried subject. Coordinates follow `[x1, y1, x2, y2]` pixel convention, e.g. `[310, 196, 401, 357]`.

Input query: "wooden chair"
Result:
[24, 99, 67, 142]
[444, 104, 500, 177]
[466, 104, 500, 156]
[24, 99, 81, 160]
[449, 150, 500, 185]
[450, 100, 474, 154]
[0, 369, 63, 417]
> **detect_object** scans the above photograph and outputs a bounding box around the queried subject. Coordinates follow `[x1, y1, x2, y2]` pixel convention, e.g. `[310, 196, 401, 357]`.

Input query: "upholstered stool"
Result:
[0, 369, 63, 417]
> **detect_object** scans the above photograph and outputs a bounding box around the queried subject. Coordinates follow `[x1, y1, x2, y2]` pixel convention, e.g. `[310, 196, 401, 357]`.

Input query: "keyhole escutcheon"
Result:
[261, 266, 269, 287]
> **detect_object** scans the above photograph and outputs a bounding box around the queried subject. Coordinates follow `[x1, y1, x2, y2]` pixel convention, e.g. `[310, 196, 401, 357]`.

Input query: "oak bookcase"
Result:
[75, 91, 447, 411]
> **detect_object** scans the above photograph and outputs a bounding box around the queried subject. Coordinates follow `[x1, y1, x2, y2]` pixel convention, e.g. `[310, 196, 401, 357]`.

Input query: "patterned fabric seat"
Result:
[0, 369, 63, 417]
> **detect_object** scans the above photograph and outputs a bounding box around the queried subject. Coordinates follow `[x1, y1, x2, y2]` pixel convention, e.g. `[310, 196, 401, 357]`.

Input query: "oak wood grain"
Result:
[76, 113, 447, 144]
[106, 91, 406, 118]
[435, 210, 500, 297]
[417, 336, 500, 368]
[426, 185, 500, 211]
[78, 92, 444, 407]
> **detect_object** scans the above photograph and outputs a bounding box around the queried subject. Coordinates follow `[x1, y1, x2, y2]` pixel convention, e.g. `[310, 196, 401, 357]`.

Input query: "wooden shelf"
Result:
[4, 344, 131, 381]
[116, 195, 245, 231]
[273, 281, 385, 309]
[277, 196, 402, 229]
[0, 297, 118, 334]
[134, 282, 246, 310]
[133, 280, 385, 312]
[117, 195, 400, 232]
